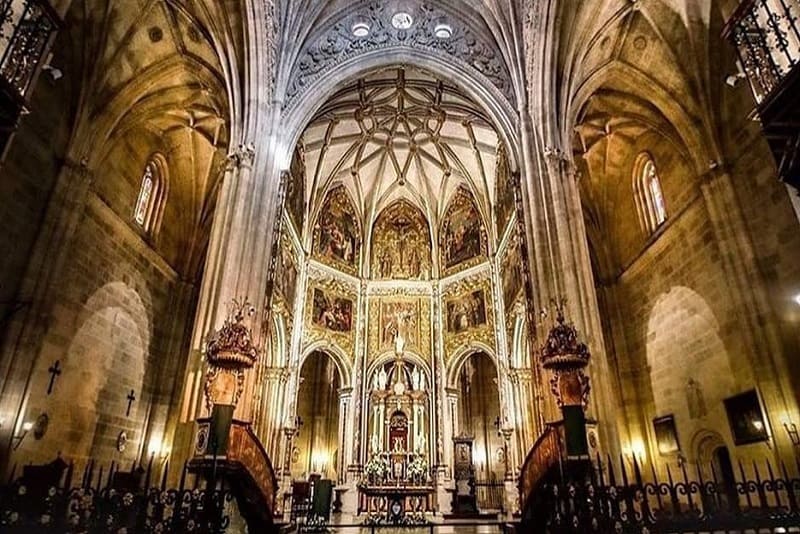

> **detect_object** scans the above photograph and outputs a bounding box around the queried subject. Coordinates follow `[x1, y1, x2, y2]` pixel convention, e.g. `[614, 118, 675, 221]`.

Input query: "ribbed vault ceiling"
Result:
[302, 67, 502, 244]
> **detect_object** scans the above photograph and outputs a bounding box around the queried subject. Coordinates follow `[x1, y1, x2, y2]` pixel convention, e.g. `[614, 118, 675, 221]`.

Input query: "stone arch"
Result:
[300, 341, 353, 387]
[267, 312, 289, 368]
[691, 429, 727, 466]
[646, 286, 737, 458]
[568, 62, 709, 176]
[366, 350, 432, 388]
[40, 282, 150, 463]
[446, 342, 498, 388]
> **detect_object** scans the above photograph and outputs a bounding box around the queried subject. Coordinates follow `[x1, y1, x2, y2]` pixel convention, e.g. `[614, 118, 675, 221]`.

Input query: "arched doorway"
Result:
[455, 352, 503, 481]
[294, 351, 342, 481]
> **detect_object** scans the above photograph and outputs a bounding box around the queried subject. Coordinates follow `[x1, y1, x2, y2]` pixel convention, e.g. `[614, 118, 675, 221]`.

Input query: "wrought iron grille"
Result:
[725, 0, 800, 105]
[0, 458, 235, 533]
[0, 0, 58, 101]
[524, 454, 800, 533]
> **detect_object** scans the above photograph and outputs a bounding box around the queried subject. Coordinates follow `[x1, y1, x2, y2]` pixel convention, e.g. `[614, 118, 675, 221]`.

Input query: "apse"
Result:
[261, 65, 534, 502]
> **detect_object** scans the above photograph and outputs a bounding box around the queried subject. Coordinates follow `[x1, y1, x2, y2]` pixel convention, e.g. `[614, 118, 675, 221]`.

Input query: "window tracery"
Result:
[133, 157, 167, 235]
[633, 154, 667, 234]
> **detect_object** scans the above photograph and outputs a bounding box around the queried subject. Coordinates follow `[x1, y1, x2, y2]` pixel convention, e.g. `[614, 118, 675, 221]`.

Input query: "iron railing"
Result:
[725, 0, 800, 105]
[0, 457, 235, 533]
[474, 474, 506, 512]
[525, 454, 800, 533]
[0, 0, 59, 102]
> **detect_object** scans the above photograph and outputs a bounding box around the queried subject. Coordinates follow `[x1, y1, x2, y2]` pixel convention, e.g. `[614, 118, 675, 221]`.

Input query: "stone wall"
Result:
[8, 189, 196, 468]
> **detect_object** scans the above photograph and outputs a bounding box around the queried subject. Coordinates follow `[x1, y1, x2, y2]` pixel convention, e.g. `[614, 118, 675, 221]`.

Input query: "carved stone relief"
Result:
[284, 2, 514, 110]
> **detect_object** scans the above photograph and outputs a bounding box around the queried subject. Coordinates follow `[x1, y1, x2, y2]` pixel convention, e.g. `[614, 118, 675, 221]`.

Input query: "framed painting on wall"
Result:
[724, 389, 769, 445]
[653, 414, 680, 455]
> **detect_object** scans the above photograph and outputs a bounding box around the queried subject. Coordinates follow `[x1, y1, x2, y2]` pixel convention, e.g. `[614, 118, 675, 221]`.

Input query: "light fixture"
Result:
[351, 21, 370, 37]
[793, 293, 800, 306]
[391, 12, 414, 30]
[12, 421, 33, 450]
[725, 72, 747, 88]
[434, 23, 453, 39]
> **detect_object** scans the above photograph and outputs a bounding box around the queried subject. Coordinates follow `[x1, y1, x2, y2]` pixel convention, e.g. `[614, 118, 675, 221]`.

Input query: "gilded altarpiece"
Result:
[371, 200, 431, 280]
[367, 296, 432, 366]
[441, 273, 495, 361]
[312, 185, 361, 275]
[494, 145, 515, 238]
[440, 188, 487, 276]
[303, 273, 357, 361]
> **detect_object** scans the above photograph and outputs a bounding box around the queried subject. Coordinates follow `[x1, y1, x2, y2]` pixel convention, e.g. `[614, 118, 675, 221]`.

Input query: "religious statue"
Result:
[380, 249, 393, 277]
[411, 367, 421, 391]
[378, 367, 388, 390]
[394, 331, 406, 356]
[371, 433, 380, 454]
[687, 378, 707, 419]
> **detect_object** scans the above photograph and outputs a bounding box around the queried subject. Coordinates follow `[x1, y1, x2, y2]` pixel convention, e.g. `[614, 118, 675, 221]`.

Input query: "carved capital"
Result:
[226, 143, 256, 171]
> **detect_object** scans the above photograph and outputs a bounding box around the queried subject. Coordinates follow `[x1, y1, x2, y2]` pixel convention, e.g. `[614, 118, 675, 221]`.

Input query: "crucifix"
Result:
[47, 360, 61, 395]
[126, 390, 136, 417]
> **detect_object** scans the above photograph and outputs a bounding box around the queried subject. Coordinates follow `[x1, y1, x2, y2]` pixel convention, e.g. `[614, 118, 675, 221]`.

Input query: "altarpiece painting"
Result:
[286, 144, 306, 234]
[501, 240, 523, 312]
[441, 189, 485, 271]
[311, 288, 353, 333]
[494, 145, 516, 236]
[313, 185, 360, 271]
[371, 200, 431, 280]
[446, 290, 487, 333]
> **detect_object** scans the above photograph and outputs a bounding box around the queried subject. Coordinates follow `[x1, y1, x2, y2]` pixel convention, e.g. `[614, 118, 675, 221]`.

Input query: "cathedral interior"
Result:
[0, 0, 799, 532]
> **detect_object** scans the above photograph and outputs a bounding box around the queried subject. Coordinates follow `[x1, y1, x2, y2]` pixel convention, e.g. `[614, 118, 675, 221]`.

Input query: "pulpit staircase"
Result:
[517, 421, 591, 525]
[190, 417, 281, 533]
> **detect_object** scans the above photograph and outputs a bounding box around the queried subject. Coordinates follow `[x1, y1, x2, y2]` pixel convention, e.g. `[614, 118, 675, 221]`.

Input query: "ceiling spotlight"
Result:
[352, 21, 370, 37]
[434, 23, 453, 39]
[793, 293, 800, 306]
[391, 12, 414, 30]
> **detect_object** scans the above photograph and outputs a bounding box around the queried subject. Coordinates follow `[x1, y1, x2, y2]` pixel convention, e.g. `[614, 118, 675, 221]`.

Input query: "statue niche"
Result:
[371, 200, 431, 280]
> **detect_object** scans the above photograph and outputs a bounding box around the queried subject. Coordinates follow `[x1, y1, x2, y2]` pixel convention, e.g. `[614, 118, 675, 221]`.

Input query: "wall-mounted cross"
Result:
[126, 390, 136, 417]
[47, 360, 61, 395]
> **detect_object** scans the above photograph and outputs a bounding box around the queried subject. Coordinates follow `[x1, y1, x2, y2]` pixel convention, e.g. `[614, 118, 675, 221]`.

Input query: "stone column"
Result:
[701, 169, 799, 460]
[516, 111, 623, 457]
[337, 387, 353, 482]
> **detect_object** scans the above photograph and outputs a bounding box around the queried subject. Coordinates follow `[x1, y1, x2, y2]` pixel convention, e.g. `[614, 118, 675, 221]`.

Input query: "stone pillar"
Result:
[516, 112, 623, 458]
[337, 387, 353, 482]
[701, 169, 799, 460]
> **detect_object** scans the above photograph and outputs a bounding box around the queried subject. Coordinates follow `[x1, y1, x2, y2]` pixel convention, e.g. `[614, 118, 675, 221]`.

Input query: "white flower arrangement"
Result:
[363, 455, 389, 480]
[407, 455, 428, 481]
